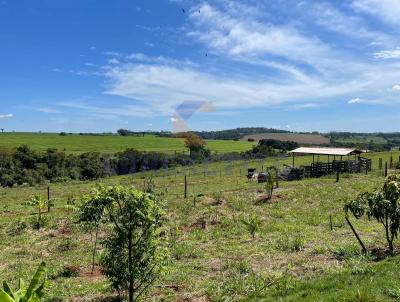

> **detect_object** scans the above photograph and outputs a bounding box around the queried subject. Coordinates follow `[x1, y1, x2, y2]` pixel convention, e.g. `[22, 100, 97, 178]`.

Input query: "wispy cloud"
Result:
[347, 97, 386, 104]
[57, 101, 155, 118]
[0, 113, 13, 119]
[352, 0, 400, 26]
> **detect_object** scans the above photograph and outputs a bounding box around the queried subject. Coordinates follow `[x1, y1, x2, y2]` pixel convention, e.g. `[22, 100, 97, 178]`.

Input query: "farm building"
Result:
[281, 147, 372, 180]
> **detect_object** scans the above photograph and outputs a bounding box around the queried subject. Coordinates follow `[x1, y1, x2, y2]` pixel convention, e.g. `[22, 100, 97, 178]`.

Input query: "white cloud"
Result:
[348, 97, 363, 104]
[347, 97, 386, 104]
[352, 0, 400, 25]
[392, 84, 400, 91]
[104, 63, 372, 115]
[108, 58, 120, 65]
[0, 113, 13, 119]
[373, 49, 400, 59]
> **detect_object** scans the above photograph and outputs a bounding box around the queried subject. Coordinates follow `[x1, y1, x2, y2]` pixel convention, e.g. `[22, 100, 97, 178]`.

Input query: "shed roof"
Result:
[290, 147, 363, 156]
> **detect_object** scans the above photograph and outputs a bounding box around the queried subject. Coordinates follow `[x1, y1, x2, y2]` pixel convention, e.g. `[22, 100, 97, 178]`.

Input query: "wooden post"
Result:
[336, 171, 339, 183]
[390, 154, 393, 169]
[329, 215, 333, 231]
[385, 162, 388, 177]
[47, 186, 51, 212]
[292, 152, 295, 168]
[184, 175, 187, 199]
[345, 216, 367, 255]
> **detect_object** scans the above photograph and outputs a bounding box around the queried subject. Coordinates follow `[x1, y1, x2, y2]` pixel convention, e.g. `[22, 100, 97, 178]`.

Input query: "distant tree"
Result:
[59, 132, 67, 136]
[180, 132, 210, 159]
[1, 128, 4, 133]
[117, 129, 130, 136]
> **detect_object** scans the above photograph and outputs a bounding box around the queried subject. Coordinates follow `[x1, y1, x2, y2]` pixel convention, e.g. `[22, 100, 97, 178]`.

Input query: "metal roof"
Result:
[290, 147, 363, 156]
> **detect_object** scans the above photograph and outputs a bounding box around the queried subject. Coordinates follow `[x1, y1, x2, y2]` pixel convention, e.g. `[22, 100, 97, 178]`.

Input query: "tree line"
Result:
[117, 127, 290, 140]
[0, 139, 291, 187]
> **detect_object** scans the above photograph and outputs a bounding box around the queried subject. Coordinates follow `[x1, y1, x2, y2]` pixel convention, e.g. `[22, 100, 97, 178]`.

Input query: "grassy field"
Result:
[0, 132, 255, 154]
[1, 151, 400, 301]
[335, 135, 388, 145]
[241, 133, 330, 145]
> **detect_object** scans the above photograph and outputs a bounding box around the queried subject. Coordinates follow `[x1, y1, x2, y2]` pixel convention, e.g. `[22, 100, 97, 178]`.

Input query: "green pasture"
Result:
[0, 132, 255, 154]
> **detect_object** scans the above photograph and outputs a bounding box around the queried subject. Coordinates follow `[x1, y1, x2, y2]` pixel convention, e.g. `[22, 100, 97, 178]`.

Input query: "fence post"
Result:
[390, 155, 393, 169]
[345, 216, 367, 255]
[47, 186, 51, 212]
[184, 175, 187, 199]
[336, 171, 340, 183]
[329, 215, 333, 231]
[379, 158, 382, 170]
[385, 162, 388, 177]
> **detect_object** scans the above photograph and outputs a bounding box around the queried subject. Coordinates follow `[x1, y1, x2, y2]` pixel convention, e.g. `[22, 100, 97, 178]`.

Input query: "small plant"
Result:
[276, 232, 305, 252]
[84, 185, 170, 302]
[27, 195, 47, 230]
[0, 262, 47, 301]
[241, 213, 262, 239]
[344, 174, 400, 252]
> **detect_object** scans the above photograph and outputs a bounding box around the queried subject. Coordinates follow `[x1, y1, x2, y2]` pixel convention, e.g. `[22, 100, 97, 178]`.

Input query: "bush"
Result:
[344, 174, 400, 252]
[84, 185, 170, 302]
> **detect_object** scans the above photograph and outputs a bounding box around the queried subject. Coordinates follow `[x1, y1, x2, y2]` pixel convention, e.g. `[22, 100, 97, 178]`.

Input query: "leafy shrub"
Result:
[241, 214, 262, 239]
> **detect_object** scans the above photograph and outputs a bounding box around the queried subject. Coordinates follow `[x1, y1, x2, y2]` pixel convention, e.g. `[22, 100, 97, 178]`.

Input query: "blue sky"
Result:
[1, 0, 400, 133]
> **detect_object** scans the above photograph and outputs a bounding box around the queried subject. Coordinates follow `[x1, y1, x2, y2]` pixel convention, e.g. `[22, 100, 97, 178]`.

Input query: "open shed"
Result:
[287, 147, 371, 178]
